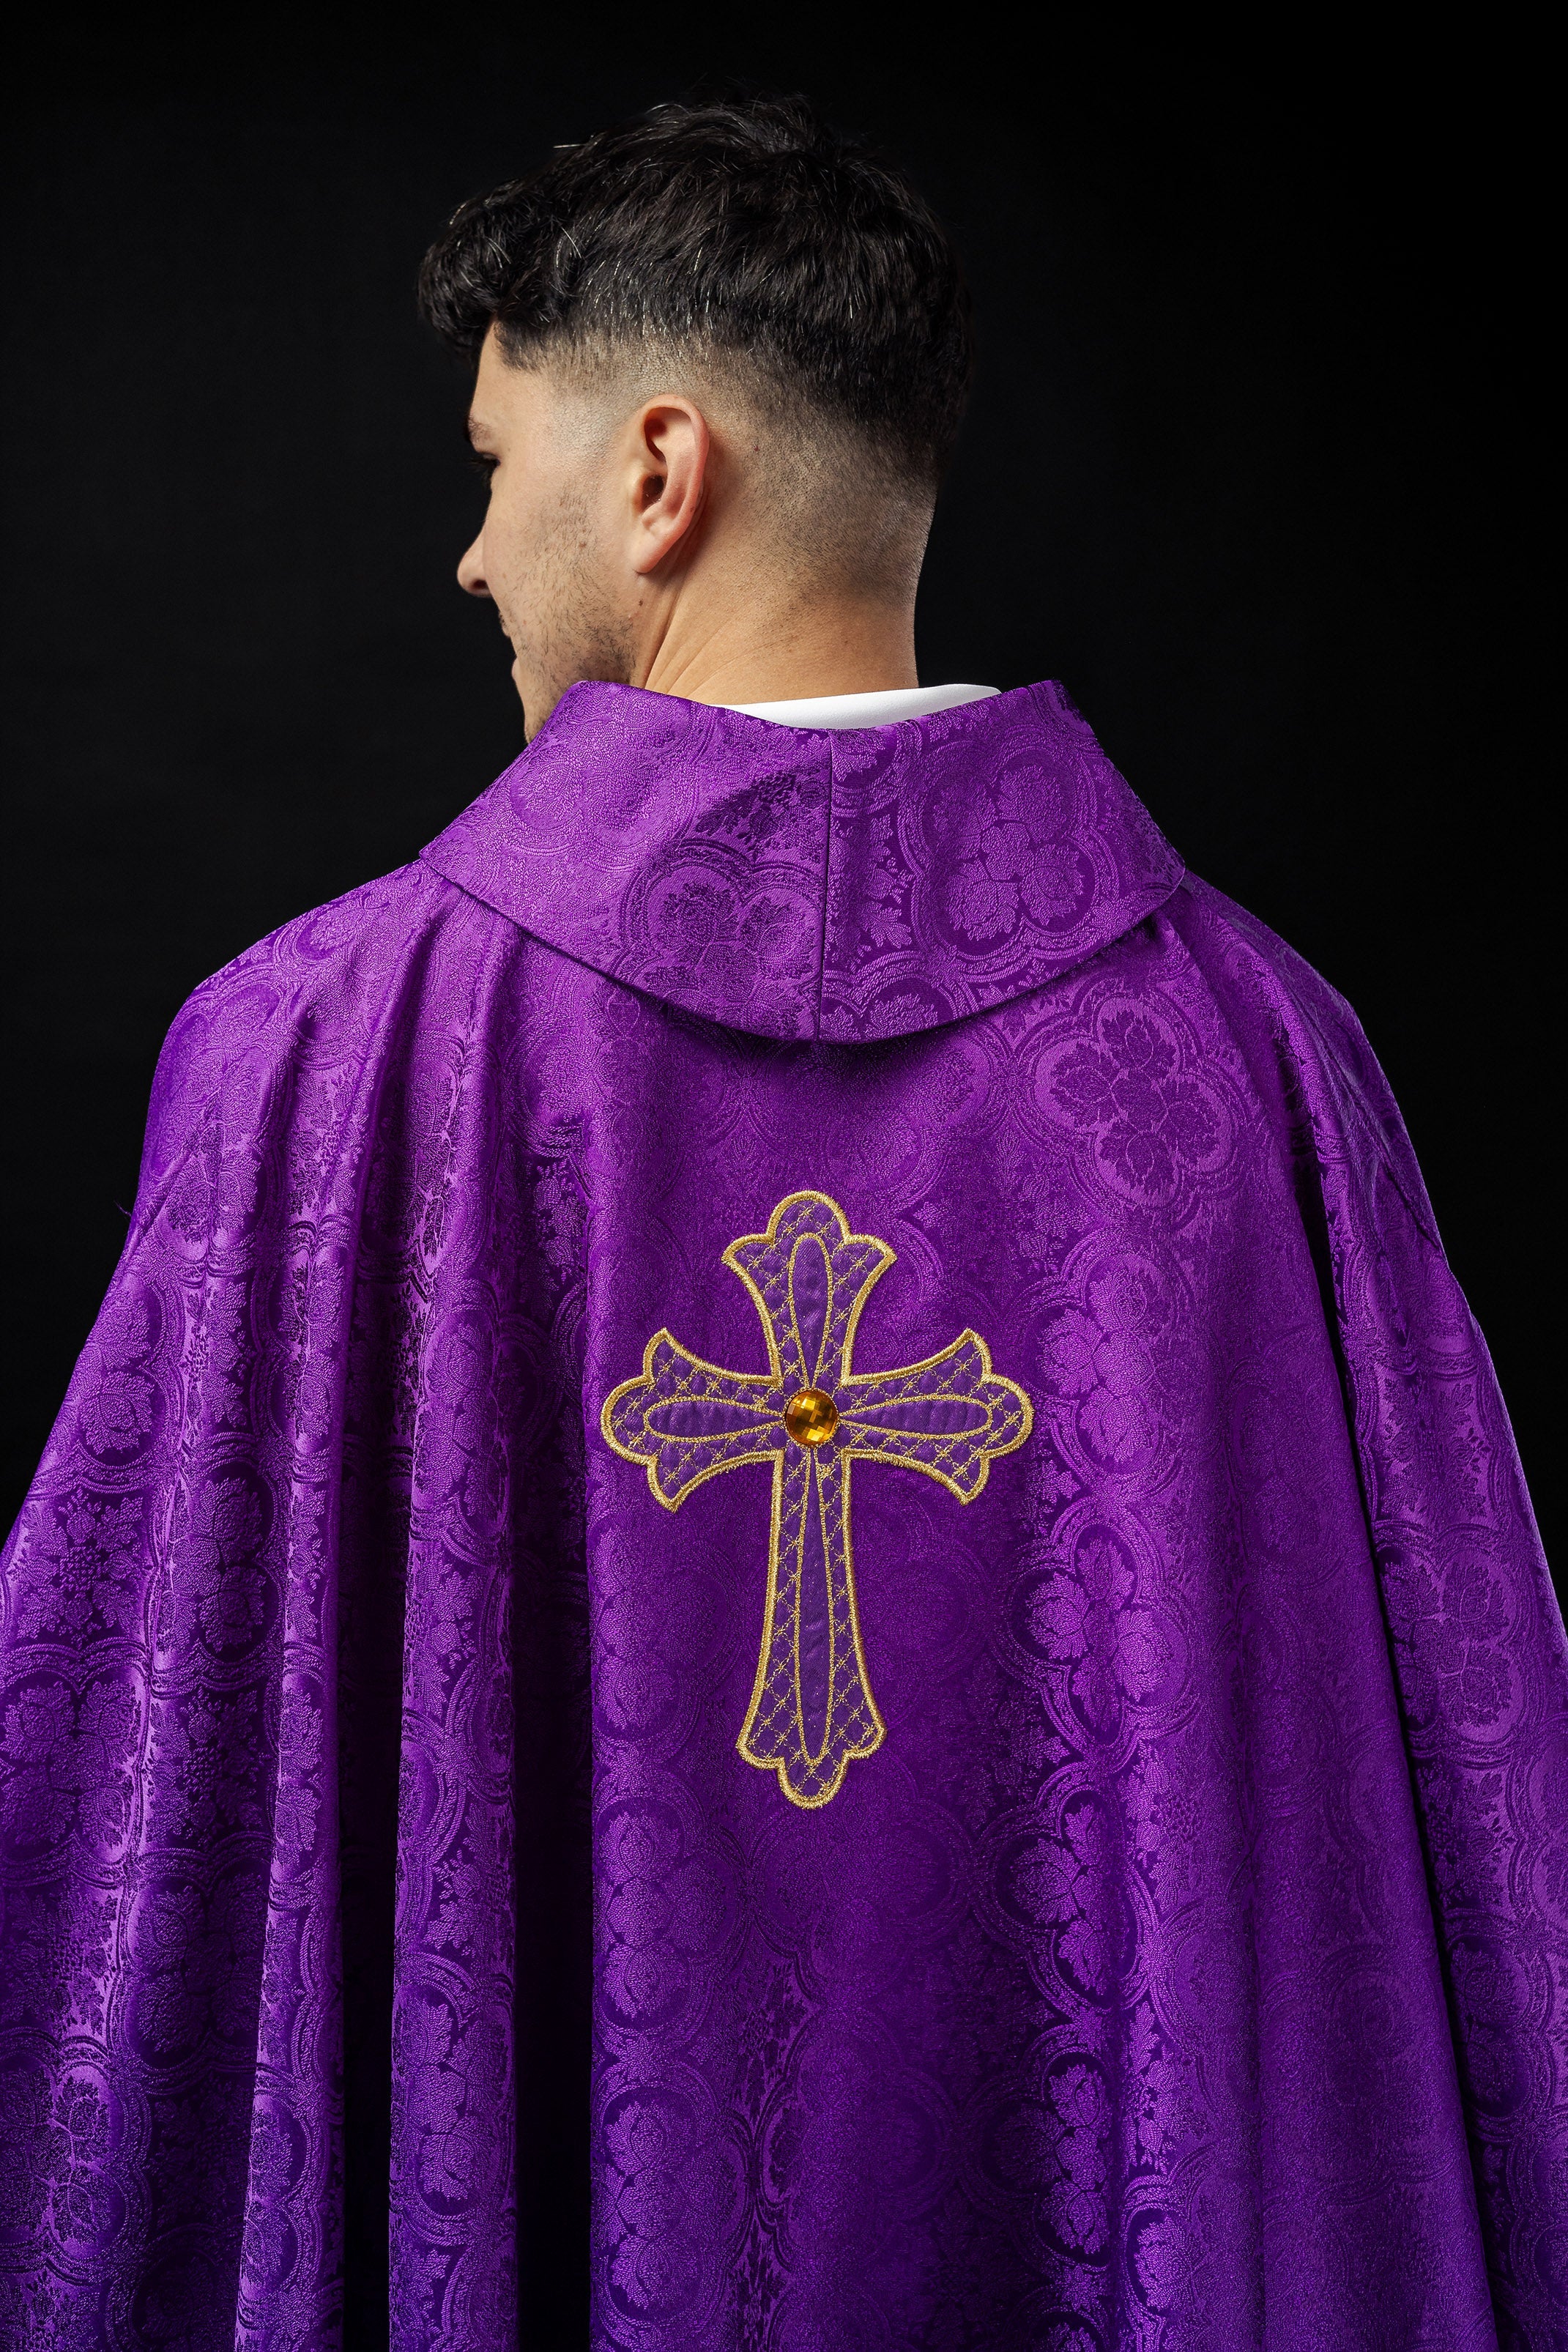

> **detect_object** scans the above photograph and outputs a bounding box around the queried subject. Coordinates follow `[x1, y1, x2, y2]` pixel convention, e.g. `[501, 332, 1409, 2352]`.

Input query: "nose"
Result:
[457, 532, 491, 598]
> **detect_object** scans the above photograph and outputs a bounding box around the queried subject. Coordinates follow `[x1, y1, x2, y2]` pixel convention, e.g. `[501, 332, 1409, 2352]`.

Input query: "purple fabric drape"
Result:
[1, 680, 1562, 2349]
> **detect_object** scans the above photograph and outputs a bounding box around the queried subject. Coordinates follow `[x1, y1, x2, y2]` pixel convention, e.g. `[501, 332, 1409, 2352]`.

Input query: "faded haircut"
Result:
[417, 92, 974, 496]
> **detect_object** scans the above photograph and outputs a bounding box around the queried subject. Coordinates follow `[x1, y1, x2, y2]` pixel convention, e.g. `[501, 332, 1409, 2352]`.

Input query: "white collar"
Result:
[720, 683, 1000, 730]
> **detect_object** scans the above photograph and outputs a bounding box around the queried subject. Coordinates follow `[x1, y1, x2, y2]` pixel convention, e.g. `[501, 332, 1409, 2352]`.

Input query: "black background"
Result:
[4, 21, 1558, 1585]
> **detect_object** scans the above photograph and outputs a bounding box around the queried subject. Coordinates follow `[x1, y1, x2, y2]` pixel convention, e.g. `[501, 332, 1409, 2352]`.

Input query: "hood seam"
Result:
[814, 740, 836, 1042]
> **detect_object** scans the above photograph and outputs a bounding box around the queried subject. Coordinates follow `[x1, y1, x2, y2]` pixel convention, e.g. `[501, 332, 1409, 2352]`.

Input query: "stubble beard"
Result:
[510, 491, 637, 741]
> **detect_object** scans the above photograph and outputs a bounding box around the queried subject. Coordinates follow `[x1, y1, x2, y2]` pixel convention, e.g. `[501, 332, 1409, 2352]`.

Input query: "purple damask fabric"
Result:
[1, 678, 1563, 2351]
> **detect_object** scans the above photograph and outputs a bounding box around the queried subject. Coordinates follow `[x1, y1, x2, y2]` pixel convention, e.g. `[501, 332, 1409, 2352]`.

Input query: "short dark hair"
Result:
[418, 93, 973, 489]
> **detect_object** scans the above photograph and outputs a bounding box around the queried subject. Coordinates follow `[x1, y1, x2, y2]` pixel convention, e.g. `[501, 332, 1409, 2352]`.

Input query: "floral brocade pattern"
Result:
[1, 683, 1563, 2350]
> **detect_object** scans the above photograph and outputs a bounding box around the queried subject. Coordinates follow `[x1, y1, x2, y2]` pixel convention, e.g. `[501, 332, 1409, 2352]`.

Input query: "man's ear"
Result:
[627, 396, 711, 575]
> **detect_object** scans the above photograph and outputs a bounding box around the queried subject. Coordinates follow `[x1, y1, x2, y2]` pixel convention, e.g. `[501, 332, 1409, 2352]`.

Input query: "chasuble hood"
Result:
[421, 678, 1186, 1041]
[1, 678, 1563, 2351]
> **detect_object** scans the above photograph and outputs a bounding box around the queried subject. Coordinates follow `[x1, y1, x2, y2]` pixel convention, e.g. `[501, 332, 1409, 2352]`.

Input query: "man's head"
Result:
[419, 94, 973, 732]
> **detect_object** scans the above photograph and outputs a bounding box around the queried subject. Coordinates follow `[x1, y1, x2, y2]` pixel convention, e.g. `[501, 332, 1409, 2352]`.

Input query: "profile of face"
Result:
[458, 327, 711, 738]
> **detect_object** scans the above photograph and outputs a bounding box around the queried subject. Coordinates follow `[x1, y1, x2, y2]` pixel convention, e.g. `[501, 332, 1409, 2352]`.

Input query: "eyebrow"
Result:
[465, 412, 496, 445]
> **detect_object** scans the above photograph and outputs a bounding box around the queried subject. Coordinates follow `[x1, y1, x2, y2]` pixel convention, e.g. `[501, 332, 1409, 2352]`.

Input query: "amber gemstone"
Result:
[784, 1386, 839, 1447]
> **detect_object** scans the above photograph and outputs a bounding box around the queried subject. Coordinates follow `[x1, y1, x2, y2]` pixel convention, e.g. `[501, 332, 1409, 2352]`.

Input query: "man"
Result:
[1, 92, 1561, 2351]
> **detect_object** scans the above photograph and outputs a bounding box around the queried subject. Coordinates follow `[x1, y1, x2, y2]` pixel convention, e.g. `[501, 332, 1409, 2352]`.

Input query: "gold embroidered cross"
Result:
[601, 1191, 1032, 1808]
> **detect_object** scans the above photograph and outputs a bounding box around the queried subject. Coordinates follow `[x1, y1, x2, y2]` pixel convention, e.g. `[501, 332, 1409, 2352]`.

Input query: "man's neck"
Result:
[632, 579, 919, 710]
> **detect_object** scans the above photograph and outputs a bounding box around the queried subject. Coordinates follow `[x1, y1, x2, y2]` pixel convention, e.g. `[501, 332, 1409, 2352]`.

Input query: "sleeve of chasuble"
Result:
[0, 863, 439, 2342]
[1177, 875, 1568, 2347]
[0, 958, 291, 2331]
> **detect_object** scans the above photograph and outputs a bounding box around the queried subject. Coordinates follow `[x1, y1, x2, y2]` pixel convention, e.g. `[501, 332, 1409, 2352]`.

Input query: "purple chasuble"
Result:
[1, 680, 1563, 2350]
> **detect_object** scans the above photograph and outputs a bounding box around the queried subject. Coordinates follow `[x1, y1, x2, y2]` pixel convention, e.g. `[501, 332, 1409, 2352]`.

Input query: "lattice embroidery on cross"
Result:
[601, 1190, 1033, 1807]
